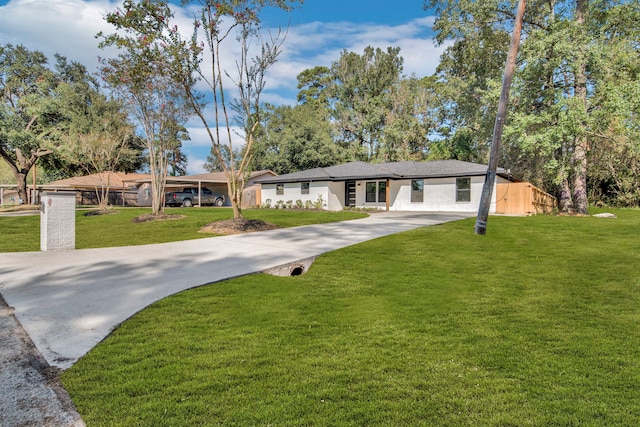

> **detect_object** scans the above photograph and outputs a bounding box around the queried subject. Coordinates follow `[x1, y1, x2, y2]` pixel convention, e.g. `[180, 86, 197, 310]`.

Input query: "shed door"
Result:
[345, 181, 356, 207]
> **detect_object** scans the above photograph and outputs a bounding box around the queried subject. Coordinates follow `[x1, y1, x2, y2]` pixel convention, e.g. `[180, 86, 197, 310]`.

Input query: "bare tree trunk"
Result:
[572, 137, 588, 213]
[0, 148, 49, 204]
[14, 171, 29, 204]
[149, 147, 167, 216]
[572, 0, 589, 215]
[558, 176, 573, 212]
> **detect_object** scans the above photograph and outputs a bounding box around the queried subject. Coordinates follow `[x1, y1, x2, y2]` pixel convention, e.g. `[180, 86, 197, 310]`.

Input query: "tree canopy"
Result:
[424, 0, 640, 212]
[0, 44, 141, 203]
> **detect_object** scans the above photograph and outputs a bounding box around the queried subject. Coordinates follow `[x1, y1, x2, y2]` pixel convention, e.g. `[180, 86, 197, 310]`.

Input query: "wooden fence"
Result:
[242, 185, 261, 208]
[496, 182, 556, 215]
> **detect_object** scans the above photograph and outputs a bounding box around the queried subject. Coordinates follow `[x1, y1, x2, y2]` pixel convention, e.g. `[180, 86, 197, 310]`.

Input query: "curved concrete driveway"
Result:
[0, 212, 472, 369]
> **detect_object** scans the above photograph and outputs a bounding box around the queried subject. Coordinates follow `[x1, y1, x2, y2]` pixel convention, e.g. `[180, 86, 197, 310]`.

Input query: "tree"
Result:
[108, 0, 301, 219]
[251, 102, 343, 174]
[0, 44, 60, 203]
[330, 46, 404, 161]
[425, 0, 640, 212]
[167, 0, 300, 219]
[99, 0, 195, 216]
[381, 76, 442, 162]
[40, 55, 143, 180]
[296, 65, 333, 107]
[60, 92, 141, 211]
[204, 143, 241, 173]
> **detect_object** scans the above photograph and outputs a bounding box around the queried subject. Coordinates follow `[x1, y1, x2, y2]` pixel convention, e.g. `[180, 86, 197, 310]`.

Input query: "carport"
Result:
[125, 170, 276, 207]
[125, 172, 229, 207]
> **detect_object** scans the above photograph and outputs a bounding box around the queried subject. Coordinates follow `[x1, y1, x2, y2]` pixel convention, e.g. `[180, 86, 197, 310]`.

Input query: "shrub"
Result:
[285, 200, 293, 209]
[262, 199, 272, 209]
[313, 194, 325, 210]
[295, 200, 304, 209]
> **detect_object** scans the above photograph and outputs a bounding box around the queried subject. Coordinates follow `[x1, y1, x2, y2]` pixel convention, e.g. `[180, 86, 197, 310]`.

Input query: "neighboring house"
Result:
[130, 170, 277, 208]
[39, 170, 277, 208]
[257, 160, 518, 213]
[42, 172, 153, 207]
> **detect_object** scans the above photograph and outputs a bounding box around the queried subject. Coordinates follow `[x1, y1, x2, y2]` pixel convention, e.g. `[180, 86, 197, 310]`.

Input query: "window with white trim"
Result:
[301, 182, 310, 195]
[276, 184, 284, 196]
[456, 178, 471, 202]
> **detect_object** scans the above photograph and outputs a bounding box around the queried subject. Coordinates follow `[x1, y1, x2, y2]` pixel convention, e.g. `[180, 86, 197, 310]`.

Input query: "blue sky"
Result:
[0, 0, 446, 173]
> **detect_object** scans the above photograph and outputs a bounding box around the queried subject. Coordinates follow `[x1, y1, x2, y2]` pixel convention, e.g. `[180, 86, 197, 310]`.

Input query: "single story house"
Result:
[256, 160, 517, 213]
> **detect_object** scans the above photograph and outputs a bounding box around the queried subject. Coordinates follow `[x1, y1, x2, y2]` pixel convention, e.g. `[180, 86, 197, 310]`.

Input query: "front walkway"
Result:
[0, 212, 472, 369]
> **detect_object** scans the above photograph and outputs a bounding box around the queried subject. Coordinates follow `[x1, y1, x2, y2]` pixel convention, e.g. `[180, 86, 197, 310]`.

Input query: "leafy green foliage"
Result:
[382, 76, 443, 162]
[252, 102, 343, 174]
[330, 46, 404, 161]
[0, 45, 64, 202]
[62, 209, 640, 425]
[425, 0, 640, 210]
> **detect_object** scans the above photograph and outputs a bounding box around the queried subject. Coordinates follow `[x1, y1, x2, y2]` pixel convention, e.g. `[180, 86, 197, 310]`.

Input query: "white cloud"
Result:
[186, 154, 207, 174]
[1, 0, 445, 101]
[184, 123, 246, 149]
[265, 15, 446, 96]
[183, 125, 246, 175]
[0, 0, 120, 69]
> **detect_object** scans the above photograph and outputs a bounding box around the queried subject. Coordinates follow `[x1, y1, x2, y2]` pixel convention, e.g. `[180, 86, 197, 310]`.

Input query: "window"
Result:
[366, 181, 387, 203]
[301, 182, 310, 195]
[366, 182, 377, 202]
[456, 178, 471, 202]
[411, 179, 424, 203]
[276, 184, 284, 196]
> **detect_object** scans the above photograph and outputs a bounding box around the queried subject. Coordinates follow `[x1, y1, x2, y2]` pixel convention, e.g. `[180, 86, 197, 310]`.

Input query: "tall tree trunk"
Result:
[14, 171, 29, 204]
[558, 176, 573, 213]
[227, 176, 243, 220]
[572, 0, 589, 214]
[0, 148, 46, 204]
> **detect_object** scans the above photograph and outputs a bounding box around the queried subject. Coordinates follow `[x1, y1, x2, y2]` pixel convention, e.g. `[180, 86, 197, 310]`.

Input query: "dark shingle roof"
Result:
[256, 160, 507, 184]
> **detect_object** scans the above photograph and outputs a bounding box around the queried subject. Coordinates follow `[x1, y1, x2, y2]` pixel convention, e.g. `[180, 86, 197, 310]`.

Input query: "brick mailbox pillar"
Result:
[40, 192, 76, 251]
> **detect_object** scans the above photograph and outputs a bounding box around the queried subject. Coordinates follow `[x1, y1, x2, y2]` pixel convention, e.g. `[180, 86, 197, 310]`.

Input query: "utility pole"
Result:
[475, 0, 526, 235]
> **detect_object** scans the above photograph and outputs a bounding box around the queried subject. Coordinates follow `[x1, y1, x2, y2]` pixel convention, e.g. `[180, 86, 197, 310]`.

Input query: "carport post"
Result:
[386, 179, 390, 211]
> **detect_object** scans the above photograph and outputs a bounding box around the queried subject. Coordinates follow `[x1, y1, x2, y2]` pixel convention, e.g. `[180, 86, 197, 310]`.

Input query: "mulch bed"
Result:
[199, 218, 280, 235]
[131, 214, 185, 223]
[84, 209, 119, 217]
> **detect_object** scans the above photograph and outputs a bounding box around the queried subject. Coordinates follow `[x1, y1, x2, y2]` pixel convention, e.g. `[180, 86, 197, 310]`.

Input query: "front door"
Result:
[345, 181, 356, 207]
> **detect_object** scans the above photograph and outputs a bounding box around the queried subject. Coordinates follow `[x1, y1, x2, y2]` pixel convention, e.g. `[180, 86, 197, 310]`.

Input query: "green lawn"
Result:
[0, 208, 367, 252]
[61, 209, 640, 426]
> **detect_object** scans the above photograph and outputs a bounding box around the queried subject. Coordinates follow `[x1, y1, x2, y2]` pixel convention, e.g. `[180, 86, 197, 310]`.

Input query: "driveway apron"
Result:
[0, 212, 471, 369]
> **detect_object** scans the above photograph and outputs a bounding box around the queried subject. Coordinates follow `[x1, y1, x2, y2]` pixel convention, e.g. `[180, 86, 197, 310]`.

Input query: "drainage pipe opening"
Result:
[290, 266, 304, 276]
[262, 256, 316, 277]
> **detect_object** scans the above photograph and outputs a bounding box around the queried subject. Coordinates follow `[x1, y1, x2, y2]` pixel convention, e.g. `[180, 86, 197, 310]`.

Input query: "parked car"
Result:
[165, 187, 225, 207]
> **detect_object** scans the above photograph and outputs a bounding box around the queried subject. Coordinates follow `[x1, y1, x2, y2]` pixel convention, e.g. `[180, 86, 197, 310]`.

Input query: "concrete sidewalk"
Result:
[0, 212, 471, 369]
